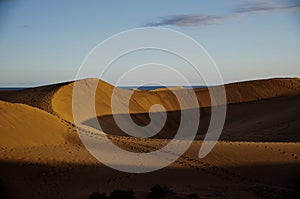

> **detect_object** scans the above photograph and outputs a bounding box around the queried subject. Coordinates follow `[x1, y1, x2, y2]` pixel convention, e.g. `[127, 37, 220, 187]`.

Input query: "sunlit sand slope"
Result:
[0, 100, 69, 147]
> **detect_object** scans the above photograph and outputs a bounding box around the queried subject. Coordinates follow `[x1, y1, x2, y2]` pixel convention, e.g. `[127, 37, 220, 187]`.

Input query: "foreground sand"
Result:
[1, 136, 299, 198]
[0, 78, 300, 198]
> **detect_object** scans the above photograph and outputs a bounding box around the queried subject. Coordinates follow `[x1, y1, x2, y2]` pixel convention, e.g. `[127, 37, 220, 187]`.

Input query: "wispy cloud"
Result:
[234, 0, 300, 14]
[143, 14, 228, 27]
[143, 1, 300, 28]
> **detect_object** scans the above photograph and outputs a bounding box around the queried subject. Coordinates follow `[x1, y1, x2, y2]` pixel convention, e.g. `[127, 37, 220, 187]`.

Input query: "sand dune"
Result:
[0, 100, 69, 147]
[50, 78, 300, 123]
[0, 77, 299, 145]
[1, 77, 299, 122]
[52, 78, 300, 141]
[83, 94, 300, 141]
[0, 82, 69, 115]
[0, 77, 300, 198]
[1, 77, 300, 141]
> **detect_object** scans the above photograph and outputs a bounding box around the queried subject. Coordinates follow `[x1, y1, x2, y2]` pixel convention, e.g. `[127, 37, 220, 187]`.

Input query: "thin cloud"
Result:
[234, 0, 300, 14]
[143, 14, 228, 27]
[143, 1, 300, 28]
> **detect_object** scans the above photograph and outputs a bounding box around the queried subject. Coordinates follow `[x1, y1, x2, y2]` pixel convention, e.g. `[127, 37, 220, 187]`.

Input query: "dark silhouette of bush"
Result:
[88, 189, 134, 199]
[148, 184, 170, 198]
[109, 189, 135, 199]
[89, 192, 106, 199]
[0, 178, 5, 198]
[187, 193, 199, 198]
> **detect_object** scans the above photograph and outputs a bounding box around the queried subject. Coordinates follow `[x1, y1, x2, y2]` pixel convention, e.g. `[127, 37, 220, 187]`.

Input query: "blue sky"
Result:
[0, 0, 299, 86]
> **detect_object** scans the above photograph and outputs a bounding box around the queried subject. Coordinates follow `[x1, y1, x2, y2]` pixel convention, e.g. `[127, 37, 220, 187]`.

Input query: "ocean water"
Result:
[0, 86, 207, 91]
[0, 87, 28, 91]
[119, 86, 207, 90]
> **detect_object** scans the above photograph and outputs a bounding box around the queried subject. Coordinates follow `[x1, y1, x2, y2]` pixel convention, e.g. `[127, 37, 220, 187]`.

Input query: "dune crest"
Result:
[51, 78, 300, 122]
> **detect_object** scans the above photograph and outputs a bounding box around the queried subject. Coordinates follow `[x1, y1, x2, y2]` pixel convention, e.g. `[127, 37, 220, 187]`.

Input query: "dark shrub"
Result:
[109, 189, 135, 199]
[0, 178, 5, 198]
[89, 192, 106, 199]
[148, 184, 169, 198]
[187, 193, 199, 198]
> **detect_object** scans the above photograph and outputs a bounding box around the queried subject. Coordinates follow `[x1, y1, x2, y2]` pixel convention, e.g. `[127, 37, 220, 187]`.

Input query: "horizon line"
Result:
[0, 76, 299, 88]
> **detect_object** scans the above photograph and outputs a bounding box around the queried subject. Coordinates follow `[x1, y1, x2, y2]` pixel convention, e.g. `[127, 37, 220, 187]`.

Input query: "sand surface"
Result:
[0, 78, 299, 198]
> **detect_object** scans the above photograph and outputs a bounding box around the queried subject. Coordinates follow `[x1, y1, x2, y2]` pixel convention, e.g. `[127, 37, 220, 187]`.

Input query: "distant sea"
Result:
[0, 86, 207, 91]
[120, 86, 207, 90]
[0, 87, 28, 91]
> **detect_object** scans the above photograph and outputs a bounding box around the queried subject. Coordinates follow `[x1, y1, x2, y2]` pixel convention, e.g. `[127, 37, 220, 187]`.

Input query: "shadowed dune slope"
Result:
[84, 94, 300, 141]
[0, 82, 70, 115]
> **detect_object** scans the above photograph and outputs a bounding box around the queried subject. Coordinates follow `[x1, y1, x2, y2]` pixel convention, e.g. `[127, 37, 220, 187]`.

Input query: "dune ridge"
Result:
[52, 77, 300, 121]
[0, 77, 300, 141]
[0, 77, 299, 120]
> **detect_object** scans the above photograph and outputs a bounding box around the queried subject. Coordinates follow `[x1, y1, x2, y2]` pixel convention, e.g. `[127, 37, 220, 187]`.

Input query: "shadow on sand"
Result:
[0, 160, 299, 198]
[83, 95, 300, 142]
